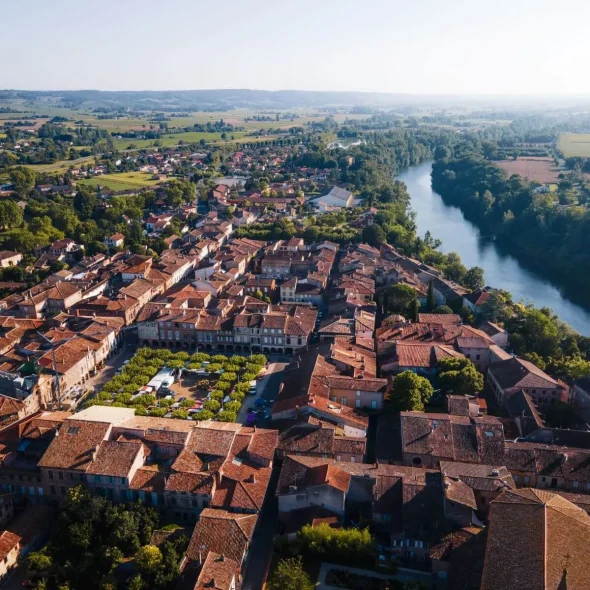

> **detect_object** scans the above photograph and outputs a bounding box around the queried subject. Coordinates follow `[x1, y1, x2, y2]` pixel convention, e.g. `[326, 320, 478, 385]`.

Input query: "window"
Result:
[356, 400, 361, 408]
[432, 420, 439, 430]
[573, 481, 579, 489]
[341, 397, 347, 406]
[484, 431, 494, 437]
[513, 475, 519, 482]
[58, 472, 64, 480]
[524, 476, 530, 485]
[371, 400, 377, 409]
[351, 457, 355, 463]
[50, 485, 56, 495]
[60, 486, 66, 496]
[48, 471, 54, 480]
[476, 354, 480, 360]
[356, 390, 361, 397]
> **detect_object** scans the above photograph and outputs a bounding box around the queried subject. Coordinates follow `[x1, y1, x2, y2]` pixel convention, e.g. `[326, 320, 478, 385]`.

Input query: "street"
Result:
[237, 362, 287, 425]
[240, 464, 280, 590]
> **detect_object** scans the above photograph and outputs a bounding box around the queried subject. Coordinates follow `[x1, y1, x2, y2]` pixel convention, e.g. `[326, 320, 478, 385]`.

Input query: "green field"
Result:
[26, 155, 97, 173]
[112, 130, 251, 150]
[78, 172, 163, 192]
[558, 133, 590, 158]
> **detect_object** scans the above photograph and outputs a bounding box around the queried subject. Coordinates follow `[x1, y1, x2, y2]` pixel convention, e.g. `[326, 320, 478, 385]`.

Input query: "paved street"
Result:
[237, 362, 287, 425]
[240, 464, 280, 590]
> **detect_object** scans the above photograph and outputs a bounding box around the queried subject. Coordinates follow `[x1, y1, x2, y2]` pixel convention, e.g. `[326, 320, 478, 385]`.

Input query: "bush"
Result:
[241, 372, 256, 383]
[203, 400, 221, 413]
[197, 379, 210, 389]
[224, 401, 241, 413]
[250, 354, 267, 365]
[212, 355, 228, 363]
[171, 409, 188, 420]
[216, 410, 237, 423]
[296, 523, 375, 566]
[158, 398, 173, 407]
[179, 399, 194, 408]
[97, 391, 113, 402]
[149, 408, 167, 417]
[210, 390, 225, 401]
[219, 372, 237, 383]
[130, 394, 155, 407]
[207, 363, 223, 373]
[134, 407, 148, 416]
[245, 363, 263, 374]
[194, 409, 214, 421]
[230, 391, 245, 403]
[190, 352, 210, 363]
[268, 557, 313, 590]
[222, 363, 240, 373]
[231, 356, 247, 366]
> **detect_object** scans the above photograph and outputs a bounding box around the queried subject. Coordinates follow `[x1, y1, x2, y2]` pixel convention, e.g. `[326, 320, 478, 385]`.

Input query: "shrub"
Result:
[230, 391, 245, 403]
[171, 409, 188, 419]
[241, 373, 256, 383]
[149, 408, 167, 417]
[215, 381, 231, 392]
[207, 363, 223, 373]
[222, 364, 240, 373]
[250, 354, 267, 365]
[210, 390, 225, 401]
[194, 409, 214, 421]
[158, 398, 173, 407]
[219, 372, 237, 383]
[216, 410, 237, 423]
[97, 391, 113, 402]
[179, 399, 194, 408]
[190, 352, 210, 363]
[134, 407, 148, 416]
[203, 400, 221, 413]
[212, 355, 228, 363]
[224, 401, 241, 413]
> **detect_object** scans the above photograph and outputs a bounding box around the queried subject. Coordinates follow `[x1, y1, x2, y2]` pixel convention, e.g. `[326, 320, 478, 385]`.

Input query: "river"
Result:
[398, 161, 590, 335]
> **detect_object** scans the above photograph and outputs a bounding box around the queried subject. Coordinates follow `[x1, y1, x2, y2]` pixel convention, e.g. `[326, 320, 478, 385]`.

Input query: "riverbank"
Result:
[398, 161, 590, 334]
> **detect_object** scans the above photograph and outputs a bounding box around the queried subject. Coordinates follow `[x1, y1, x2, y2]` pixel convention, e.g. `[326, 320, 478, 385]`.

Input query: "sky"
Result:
[3, 0, 590, 95]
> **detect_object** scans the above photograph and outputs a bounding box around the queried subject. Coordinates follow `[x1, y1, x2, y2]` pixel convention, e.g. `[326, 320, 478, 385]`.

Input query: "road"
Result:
[240, 464, 280, 590]
[81, 342, 137, 401]
[237, 362, 287, 425]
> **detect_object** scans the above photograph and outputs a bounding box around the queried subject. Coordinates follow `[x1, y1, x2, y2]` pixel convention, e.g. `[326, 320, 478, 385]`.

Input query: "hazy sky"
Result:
[3, 0, 589, 95]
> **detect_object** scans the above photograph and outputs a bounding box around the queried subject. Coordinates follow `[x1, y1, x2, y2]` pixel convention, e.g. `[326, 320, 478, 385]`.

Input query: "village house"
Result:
[0, 252, 22, 268]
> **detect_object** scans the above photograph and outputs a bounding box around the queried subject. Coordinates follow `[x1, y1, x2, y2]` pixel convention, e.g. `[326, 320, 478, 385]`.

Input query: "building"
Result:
[487, 357, 569, 409]
[313, 186, 354, 212]
[104, 233, 125, 248]
[0, 252, 22, 269]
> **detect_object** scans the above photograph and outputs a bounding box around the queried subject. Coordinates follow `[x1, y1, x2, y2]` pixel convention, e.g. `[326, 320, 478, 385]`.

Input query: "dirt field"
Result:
[495, 157, 560, 183]
[168, 373, 211, 403]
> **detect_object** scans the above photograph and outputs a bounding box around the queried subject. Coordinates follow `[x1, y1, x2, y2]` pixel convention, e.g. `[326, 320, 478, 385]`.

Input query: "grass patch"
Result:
[558, 133, 590, 158]
[25, 156, 96, 173]
[79, 172, 163, 192]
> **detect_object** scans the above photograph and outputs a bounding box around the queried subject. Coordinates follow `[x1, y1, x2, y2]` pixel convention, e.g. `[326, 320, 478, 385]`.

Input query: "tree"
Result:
[384, 284, 417, 313]
[268, 557, 313, 590]
[135, 545, 163, 573]
[545, 401, 579, 429]
[438, 358, 484, 395]
[464, 266, 485, 291]
[434, 305, 453, 314]
[480, 292, 510, 323]
[427, 280, 436, 311]
[390, 371, 434, 411]
[361, 224, 386, 248]
[0, 200, 23, 229]
[28, 551, 52, 572]
[409, 298, 420, 322]
[8, 166, 36, 197]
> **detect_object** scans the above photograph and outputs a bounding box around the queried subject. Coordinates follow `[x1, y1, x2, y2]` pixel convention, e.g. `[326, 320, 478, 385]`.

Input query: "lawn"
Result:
[25, 155, 96, 173]
[558, 133, 590, 158]
[78, 172, 163, 192]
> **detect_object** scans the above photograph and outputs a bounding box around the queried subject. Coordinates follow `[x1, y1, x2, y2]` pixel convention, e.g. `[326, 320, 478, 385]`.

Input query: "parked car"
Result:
[246, 412, 256, 426]
[254, 398, 266, 408]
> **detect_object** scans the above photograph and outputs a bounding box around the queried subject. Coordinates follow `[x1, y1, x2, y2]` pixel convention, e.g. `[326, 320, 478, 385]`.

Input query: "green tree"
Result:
[434, 305, 453, 314]
[28, 551, 52, 572]
[268, 557, 313, 590]
[384, 284, 417, 313]
[427, 280, 436, 311]
[135, 545, 163, 573]
[361, 224, 386, 248]
[464, 266, 485, 291]
[438, 358, 484, 395]
[0, 200, 23, 229]
[8, 166, 36, 197]
[390, 371, 434, 411]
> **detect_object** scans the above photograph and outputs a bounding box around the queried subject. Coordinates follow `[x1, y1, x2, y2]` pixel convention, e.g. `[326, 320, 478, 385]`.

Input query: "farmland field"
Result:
[78, 172, 163, 192]
[495, 157, 560, 183]
[25, 155, 97, 173]
[558, 133, 590, 158]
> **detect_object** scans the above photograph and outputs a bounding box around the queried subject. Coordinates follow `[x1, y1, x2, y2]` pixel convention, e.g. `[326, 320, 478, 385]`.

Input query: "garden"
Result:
[85, 348, 267, 423]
